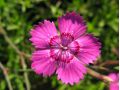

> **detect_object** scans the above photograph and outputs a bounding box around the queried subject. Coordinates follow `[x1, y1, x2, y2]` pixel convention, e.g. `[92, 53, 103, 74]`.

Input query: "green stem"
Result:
[0, 62, 13, 90]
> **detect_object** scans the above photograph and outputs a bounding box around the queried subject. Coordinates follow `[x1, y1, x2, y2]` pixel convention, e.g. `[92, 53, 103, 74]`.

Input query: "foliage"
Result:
[0, 0, 118, 90]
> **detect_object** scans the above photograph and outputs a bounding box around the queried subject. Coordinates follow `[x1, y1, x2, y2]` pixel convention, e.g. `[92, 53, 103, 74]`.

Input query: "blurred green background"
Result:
[0, 0, 118, 90]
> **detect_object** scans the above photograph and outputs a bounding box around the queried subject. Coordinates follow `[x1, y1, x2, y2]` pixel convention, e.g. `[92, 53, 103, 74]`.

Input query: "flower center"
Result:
[49, 33, 75, 63]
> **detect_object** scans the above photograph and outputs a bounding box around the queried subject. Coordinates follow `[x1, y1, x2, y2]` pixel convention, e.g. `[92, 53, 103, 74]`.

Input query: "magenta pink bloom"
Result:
[108, 73, 119, 90]
[29, 12, 101, 85]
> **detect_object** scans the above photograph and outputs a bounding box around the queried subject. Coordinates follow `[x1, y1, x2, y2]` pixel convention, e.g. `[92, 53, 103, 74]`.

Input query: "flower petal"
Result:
[70, 34, 101, 64]
[108, 73, 119, 81]
[56, 58, 86, 85]
[109, 84, 119, 90]
[29, 20, 58, 49]
[58, 12, 87, 40]
[31, 50, 56, 76]
[108, 73, 119, 90]
[31, 50, 50, 61]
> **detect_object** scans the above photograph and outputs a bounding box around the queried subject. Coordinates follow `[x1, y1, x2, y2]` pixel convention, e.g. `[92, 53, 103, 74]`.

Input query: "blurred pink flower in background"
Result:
[108, 73, 119, 90]
[29, 12, 101, 85]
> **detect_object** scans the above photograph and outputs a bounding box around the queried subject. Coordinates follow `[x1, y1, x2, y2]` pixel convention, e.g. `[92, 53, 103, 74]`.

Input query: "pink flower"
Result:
[108, 73, 119, 90]
[29, 12, 101, 85]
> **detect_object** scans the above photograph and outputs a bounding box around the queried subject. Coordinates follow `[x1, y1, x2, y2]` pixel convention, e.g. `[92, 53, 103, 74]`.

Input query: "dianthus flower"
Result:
[108, 73, 119, 90]
[29, 12, 101, 85]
